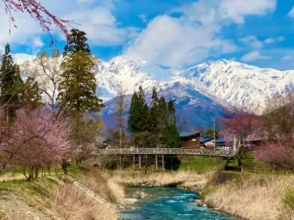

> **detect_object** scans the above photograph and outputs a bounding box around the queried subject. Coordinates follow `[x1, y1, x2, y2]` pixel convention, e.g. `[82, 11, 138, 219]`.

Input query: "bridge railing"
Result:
[95, 147, 237, 158]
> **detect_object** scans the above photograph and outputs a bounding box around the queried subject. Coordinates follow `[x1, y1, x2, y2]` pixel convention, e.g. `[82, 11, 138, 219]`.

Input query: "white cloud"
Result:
[125, 15, 236, 68]
[288, 6, 294, 17]
[0, 0, 134, 47]
[33, 37, 44, 48]
[0, 11, 43, 48]
[125, 0, 275, 68]
[65, 7, 138, 45]
[220, 0, 276, 24]
[264, 36, 285, 44]
[239, 36, 263, 49]
[241, 51, 271, 62]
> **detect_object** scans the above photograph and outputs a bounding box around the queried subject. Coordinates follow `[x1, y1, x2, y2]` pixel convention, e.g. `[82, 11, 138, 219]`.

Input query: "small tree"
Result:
[254, 94, 294, 170]
[22, 50, 62, 112]
[220, 112, 258, 165]
[22, 77, 42, 110]
[114, 83, 127, 148]
[8, 109, 70, 180]
[164, 100, 180, 148]
[128, 85, 150, 134]
[70, 115, 104, 166]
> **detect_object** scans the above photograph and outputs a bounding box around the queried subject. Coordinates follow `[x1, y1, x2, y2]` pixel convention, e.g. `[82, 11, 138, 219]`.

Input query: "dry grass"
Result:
[107, 170, 214, 190]
[51, 182, 118, 220]
[107, 178, 125, 203]
[205, 174, 294, 220]
[77, 171, 125, 204]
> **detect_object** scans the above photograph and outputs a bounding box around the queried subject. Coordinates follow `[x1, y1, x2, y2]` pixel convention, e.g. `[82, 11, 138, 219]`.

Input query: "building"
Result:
[200, 135, 214, 147]
[180, 131, 201, 149]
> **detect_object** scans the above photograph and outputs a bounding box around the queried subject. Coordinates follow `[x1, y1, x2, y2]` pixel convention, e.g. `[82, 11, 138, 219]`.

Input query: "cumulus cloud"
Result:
[0, 11, 43, 48]
[241, 51, 271, 62]
[125, 15, 235, 67]
[125, 0, 276, 68]
[220, 0, 276, 23]
[239, 36, 263, 49]
[0, 0, 135, 48]
[65, 7, 138, 45]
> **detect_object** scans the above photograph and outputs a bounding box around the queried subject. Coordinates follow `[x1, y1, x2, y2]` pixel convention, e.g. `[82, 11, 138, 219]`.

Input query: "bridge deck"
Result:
[96, 148, 237, 158]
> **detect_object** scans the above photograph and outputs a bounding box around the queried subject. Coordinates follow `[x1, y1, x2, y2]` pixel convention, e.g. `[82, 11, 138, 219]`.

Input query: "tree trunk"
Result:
[28, 167, 34, 181]
[61, 160, 68, 175]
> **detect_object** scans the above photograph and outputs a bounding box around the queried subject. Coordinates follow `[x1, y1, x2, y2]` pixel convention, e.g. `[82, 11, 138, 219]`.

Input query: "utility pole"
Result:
[213, 118, 216, 150]
[119, 127, 122, 169]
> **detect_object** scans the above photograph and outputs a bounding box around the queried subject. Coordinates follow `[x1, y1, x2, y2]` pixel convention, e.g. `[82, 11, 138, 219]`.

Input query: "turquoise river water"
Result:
[120, 186, 236, 220]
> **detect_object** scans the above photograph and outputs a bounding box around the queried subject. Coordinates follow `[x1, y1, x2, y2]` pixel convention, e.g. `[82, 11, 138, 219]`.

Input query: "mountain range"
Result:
[14, 54, 294, 132]
[95, 56, 293, 132]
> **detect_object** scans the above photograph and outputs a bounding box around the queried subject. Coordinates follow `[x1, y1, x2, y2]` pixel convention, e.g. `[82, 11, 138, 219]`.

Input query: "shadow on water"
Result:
[120, 186, 236, 220]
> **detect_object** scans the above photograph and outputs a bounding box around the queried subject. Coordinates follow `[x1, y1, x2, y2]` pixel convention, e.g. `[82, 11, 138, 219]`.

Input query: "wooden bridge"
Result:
[95, 147, 239, 170]
[96, 147, 237, 158]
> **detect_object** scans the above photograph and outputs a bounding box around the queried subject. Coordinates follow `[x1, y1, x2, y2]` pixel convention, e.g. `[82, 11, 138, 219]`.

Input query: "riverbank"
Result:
[0, 168, 123, 220]
[105, 169, 294, 220]
[105, 170, 215, 191]
[204, 172, 294, 220]
[1, 165, 293, 220]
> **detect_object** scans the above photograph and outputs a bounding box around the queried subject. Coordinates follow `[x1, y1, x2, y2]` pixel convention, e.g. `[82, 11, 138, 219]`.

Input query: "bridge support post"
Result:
[119, 155, 122, 170]
[162, 155, 165, 170]
[155, 154, 158, 170]
[133, 155, 135, 170]
[139, 155, 142, 169]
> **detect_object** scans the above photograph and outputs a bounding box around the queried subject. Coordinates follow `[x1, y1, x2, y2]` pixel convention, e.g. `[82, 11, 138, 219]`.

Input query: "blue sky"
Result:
[0, 0, 294, 70]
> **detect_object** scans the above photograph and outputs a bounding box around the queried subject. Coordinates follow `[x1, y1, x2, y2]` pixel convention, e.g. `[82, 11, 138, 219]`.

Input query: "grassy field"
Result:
[178, 156, 226, 173]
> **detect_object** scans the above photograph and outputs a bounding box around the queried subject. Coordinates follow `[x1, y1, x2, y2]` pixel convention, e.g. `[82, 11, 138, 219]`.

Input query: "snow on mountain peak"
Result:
[97, 57, 293, 114]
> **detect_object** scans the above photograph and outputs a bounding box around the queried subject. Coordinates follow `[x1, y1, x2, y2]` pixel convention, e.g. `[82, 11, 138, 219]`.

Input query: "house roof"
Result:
[200, 135, 214, 143]
[216, 137, 225, 143]
[180, 130, 201, 139]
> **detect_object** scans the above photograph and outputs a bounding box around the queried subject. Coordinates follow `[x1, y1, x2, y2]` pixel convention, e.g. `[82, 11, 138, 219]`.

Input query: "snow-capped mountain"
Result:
[94, 56, 293, 131]
[13, 54, 294, 130]
[96, 56, 293, 114]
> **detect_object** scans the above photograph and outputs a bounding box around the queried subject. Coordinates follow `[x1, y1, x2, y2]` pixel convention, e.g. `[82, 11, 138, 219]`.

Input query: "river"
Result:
[120, 186, 236, 220]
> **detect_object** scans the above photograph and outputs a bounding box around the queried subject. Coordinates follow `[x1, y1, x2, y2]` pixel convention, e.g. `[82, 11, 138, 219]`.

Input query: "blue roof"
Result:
[216, 137, 225, 143]
[200, 135, 214, 143]
[180, 130, 201, 138]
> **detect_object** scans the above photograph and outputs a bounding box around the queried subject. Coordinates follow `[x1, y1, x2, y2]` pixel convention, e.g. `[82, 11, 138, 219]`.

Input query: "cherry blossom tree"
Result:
[220, 112, 258, 146]
[220, 112, 259, 165]
[1, 0, 70, 41]
[254, 94, 294, 170]
[7, 109, 71, 180]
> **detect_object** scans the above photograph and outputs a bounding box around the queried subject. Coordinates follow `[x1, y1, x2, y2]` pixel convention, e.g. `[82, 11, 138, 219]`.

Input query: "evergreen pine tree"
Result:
[22, 77, 42, 110]
[128, 91, 139, 133]
[64, 29, 90, 54]
[0, 44, 24, 121]
[128, 86, 150, 133]
[157, 96, 168, 137]
[165, 100, 180, 148]
[58, 29, 103, 118]
[149, 87, 159, 133]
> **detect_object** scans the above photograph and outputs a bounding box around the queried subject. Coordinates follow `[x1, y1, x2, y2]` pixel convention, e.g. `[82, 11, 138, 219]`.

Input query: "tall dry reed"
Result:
[205, 175, 294, 220]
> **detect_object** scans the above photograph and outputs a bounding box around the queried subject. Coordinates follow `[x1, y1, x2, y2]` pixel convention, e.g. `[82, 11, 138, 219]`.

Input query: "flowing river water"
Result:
[120, 186, 236, 220]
